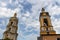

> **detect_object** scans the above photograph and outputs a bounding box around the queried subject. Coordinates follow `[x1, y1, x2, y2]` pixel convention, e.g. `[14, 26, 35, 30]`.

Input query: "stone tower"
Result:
[3, 13, 18, 40]
[37, 8, 60, 40]
[39, 8, 56, 35]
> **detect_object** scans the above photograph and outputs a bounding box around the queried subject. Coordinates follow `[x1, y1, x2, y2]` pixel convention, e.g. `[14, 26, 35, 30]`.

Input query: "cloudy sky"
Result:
[0, 0, 60, 40]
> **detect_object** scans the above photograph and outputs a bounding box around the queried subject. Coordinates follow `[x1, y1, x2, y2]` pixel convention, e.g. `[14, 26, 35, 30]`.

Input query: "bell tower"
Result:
[39, 8, 56, 35]
[3, 13, 18, 40]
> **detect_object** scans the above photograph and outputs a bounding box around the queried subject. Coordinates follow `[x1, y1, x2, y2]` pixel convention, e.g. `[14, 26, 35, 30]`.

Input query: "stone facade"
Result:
[3, 13, 18, 40]
[37, 8, 60, 40]
[40, 34, 60, 40]
[39, 8, 56, 35]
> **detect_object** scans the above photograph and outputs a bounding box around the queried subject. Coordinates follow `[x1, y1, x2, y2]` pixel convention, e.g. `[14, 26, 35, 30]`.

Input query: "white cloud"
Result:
[0, 2, 7, 7]
[24, 12, 30, 17]
[0, 7, 13, 17]
[0, 28, 5, 39]
[0, 28, 5, 33]
[23, 33, 37, 40]
[9, 0, 12, 4]
[0, 7, 20, 17]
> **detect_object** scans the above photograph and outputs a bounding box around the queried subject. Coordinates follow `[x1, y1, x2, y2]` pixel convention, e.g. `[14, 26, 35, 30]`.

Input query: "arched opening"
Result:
[44, 19, 48, 26]
[8, 28, 11, 31]
[11, 22, 13, 25]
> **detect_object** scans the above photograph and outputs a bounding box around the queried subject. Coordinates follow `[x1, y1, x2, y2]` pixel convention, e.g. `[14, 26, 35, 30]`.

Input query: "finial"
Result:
[41, 8, 45, 12]
[14, 13, 17, 17]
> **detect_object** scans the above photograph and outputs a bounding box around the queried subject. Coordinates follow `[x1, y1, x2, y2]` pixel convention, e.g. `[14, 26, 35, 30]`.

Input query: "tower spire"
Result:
[14, 13, 17, 17]
[41, 8, 45, 12]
